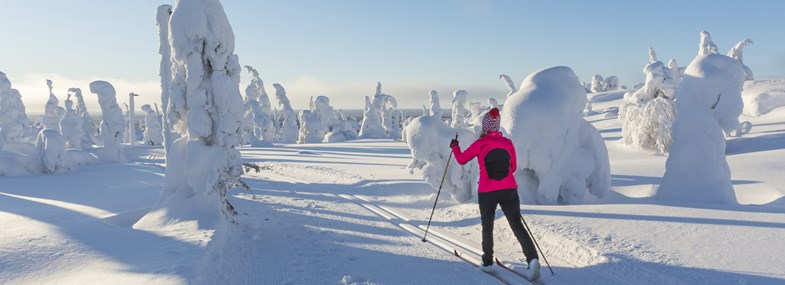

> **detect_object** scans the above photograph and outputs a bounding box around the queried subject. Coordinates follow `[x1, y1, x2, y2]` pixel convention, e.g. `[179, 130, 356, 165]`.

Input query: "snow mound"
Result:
[742, 79, 785, 117]
[656, 54, 746, 204]
[501, 66, 610, 204]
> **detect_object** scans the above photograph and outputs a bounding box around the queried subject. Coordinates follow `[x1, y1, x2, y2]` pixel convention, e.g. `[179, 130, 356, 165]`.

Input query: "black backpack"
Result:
[484, 148, 510, 180]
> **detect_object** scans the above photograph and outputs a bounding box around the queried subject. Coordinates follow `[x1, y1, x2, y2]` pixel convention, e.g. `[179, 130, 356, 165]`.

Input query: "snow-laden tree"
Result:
[242, 65, 275, 142]
[370, 82, 400, 139]
[358, 95, 386, 139]
[618, 47, 678, 152]
[136, 0, 245, 229]
[499, 74, 517, 98]
[429, 90, 442, 118]
[68, 88, 99, 148]
[0, 71, 31, 144]
[450, 90, 469, 128]
[590, 75, 605, 93]
[404, 113, 477, 203]
[90, 81, 126, 162]
[604, 76, 620, 91]
[656, 53, 745, 204]
[41, 80, 64, 131]
[501, 66, 610, 205]
[488, 98, 499, 109]
[297, 109, 321, 144]
[157, 4, 175, 153]
[667, 59, 681, 86]
[141, 104, 163, 146]
[727, 39, 754, 80]
[324, 111, 358, 143]
[312, 96, 337, 137]
[273, 83, 298, 143]
[27, 129, 70, 174]
[59, 96, 82, 149]
[698, 30, 719, 56]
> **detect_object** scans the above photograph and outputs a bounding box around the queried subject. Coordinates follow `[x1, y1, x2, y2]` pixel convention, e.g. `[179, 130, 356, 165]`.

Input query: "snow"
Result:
[501, 66, 610, 205]
[656, 54, 746, 204]
[742, 79, 785, 117]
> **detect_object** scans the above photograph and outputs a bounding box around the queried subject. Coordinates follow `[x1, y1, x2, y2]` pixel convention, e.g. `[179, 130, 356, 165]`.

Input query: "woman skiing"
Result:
[450, 107, 540, 280]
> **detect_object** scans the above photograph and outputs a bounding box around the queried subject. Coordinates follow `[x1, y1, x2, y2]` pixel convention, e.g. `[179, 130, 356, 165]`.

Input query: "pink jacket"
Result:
[451, 132, 518, 193]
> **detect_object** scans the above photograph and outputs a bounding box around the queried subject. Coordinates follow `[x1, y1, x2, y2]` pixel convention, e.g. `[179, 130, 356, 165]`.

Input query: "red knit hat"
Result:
[482, 108, 500, 134]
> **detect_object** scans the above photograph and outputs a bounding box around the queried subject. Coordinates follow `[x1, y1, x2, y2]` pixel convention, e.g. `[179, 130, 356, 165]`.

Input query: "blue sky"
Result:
[1, 0, 783, 112]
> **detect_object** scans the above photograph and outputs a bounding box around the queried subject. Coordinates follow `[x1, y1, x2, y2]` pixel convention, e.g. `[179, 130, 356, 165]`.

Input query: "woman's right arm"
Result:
[452, 141, 479, 165]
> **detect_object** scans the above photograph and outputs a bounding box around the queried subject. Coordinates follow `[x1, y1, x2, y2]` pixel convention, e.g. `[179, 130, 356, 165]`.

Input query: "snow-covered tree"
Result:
[429, 90, 442, 118]
[727, 39, 754, 80]
[0, 71, 31, 144]
[501, 66, 610, 205]
[90, 81, 126, 162]
[450, 90, 469, 128]
[370, 82, 399, 139]
[590, 75, 605, 93]
[297, 110, 321, 144]
[667, 59, 681, 86]
[358, 96, 386, 139]
[618, 47, 678, 152]
[499, 74, 517, 97]
[323, 110, 357, 143]
[604, 76, 620, 91]
[242, 65, 275, 143]
[141, 104, 163, 146]
[27, 129, 70, 174]
[404, 113, 477, 203]
[656, 53, 745, 204]
[698, 30, 719, 56]
[69, 88, 99, 148]
[273, 83, 298, 143]
[157, 4, 175, 153]
[41, 80, 63, 131]
[59, 96, 82, 149]
[136, 0, 245, 228]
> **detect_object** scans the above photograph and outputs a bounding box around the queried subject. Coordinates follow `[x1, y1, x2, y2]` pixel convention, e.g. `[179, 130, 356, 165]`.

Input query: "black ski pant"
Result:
[478, 188, 538, 266]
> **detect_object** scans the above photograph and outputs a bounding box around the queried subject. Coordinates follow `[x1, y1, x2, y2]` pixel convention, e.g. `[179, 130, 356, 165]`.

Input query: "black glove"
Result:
[450, 139, 459, 148]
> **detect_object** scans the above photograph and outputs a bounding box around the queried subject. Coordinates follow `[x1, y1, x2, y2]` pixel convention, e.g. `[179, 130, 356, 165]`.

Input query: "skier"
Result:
[450, 107, 540, 279]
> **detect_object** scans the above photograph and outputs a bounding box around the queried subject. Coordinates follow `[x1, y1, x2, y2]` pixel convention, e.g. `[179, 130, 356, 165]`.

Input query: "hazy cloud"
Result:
[11, 72, 160, 115]
[10, 72, 508, 116]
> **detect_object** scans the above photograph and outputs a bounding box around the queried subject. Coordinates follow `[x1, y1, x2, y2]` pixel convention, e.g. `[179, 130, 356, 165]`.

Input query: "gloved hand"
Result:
[450, 139, 459, 148]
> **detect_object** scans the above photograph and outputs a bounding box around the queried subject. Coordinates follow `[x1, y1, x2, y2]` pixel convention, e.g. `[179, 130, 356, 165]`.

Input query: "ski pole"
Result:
[422, 134, 458, 242]
[521, 214, 555, 275]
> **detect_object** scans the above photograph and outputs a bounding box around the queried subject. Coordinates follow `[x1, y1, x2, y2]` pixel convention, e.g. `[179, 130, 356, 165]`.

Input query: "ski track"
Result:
[241, 161, 700, 285]
[223, 171, 500, 284]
